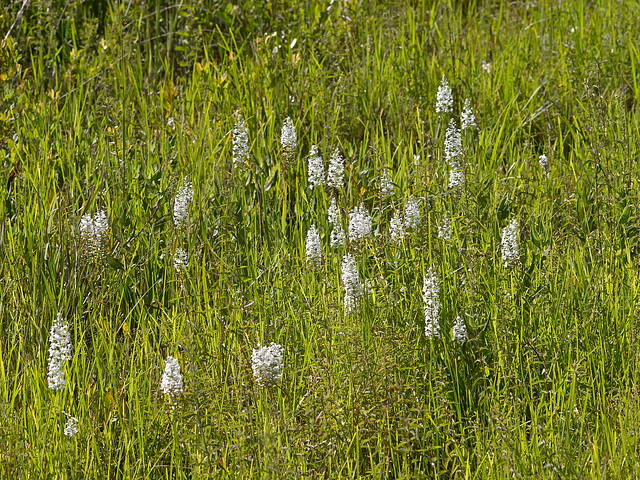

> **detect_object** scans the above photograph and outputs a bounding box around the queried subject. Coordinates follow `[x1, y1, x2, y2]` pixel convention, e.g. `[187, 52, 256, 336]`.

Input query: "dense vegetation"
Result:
[2, 0, 640, 477]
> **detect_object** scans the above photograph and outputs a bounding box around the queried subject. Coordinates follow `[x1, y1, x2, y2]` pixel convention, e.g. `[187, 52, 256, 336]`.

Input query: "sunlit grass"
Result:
[2, 0, 640, 478]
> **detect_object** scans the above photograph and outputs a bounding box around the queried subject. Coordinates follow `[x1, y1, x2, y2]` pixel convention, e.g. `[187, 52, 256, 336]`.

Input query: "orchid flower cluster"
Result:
[173, 179, 193, 273]
[79, 209, 109, 263]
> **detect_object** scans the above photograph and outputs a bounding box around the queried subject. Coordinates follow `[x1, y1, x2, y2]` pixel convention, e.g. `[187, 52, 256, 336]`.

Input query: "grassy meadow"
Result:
[3, 0, 640, 477]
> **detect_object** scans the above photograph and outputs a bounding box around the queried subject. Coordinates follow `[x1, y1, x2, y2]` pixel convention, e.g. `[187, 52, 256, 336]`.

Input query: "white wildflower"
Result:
[327, 148, 344, 189]
[481, 61, 491, 73]
[539, 154, 548, 171]
[48, 312, 72, 391]
[64, 416, 78, 437]
[328, 198, 341, 225]
[307, 145, 325, 189]
[330, 224, 345, 247]
[79, 209, 109, 261]
[423, 269, 441, 338]
[436, 75, 453, 114]
[281, 117, 297, 154]
[502, 218, 520, 267]
[449, 161, 465, 190]
[438, 213, 452, 240]
[445, 119, 462, 163]
[341, 253, 362, 313]
[389, 210, 405, 243]
[404, 195, 421, 229]
[348, 204, 372, 243]
[380, 170, 394, 196]
[461, 99, 476, 130]
[251, 342, 284, 386]
[174, 248, 188, 272]
[305, 225, 322, 268]
[93, 210, 108, 237]
[452, 316, 467, 344]
[233, 114, 250, 167]
[160, 356, 184, 399]
[173, 180, 193, 228]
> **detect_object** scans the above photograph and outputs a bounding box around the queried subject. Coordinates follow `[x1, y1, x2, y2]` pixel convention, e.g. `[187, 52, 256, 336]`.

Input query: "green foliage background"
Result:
[2, 0, 640, 478]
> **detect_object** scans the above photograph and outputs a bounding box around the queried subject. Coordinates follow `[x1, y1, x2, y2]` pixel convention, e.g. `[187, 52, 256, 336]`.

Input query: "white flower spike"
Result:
[79, 209, 109, 261]
[404, 196, 421, 229]
[252, 343, 284, 386]
[233, 114, 250, 167]
[348, 204, 372, 243]
[445, 119, 462, 164]
[438, 213, 452, 240]
[48, 312, 72, 391]
[327, 148, 344, 189]
[452, 316, 467, 344]
[389, 210, 405, 243]
[436, 75, 453, 114]
[281, 117, 297, 154]
[173, 180, 193, 228]
[423, 269, 441, 338]
[380, 170, 394, 197]
[161, 356, 184, 399]
[174, 248, 189, 272]
[341, 253, 362, 313]
[461, 99, 476, 130]
[305, 225, 323, 268]
[64, 416, 79, 437]
[502, 218, 520, 267]
[307, 145, 325, 189]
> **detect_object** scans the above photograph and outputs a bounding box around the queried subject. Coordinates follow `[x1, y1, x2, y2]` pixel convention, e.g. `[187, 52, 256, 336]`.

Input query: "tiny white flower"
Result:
[281, 117, 297, 154]
[423, 269, 441, 338]
[452, 316, 467, 344]
[174, 248, 189, 272]
[436, 75, 453, 114]
[160, 356, 184, 399]
[348, 204, 372, 243]
[307, 145, 325, 189]
[445, 119, 462, 164]
[64, 416, 78, 437]
[461, 99, 476, 130]
[341, 253, 362, 313]
[330, 224, 345, 247]
[173, 180, 193, 228]
[252, 343, 284, 386]
[48, 312, 72, 391]
[305, 225, 322, 268]
[449, 161, 465, 190]
[438, 213, 452, 240]
[502, 218, 520, 267]
[379, 170, 394, 197]
[481, 61, 491, 73]
[327, 148, 344, 189]
[389, 210, 405, 243]
[93, 210, 109, 237]
[328, 198, 341, 225]
[80, 209, 109, 261]
[539, 154, 548, 171]
[404, 195, 421, 229]
[233, 114, 250, 167]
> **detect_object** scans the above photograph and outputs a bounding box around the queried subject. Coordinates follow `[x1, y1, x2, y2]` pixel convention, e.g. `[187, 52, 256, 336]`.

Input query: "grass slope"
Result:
[2, 0, 640, 478]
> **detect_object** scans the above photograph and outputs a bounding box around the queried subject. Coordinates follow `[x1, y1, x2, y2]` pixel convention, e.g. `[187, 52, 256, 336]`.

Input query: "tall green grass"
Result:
[2, 0, 640, 477]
